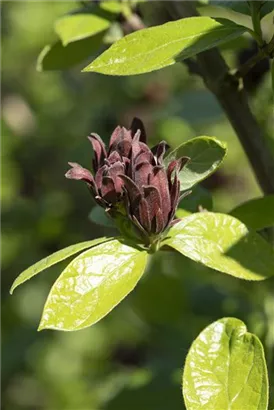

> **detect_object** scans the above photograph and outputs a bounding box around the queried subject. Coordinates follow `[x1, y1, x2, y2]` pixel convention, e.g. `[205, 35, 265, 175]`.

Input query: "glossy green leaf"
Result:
[165, 136, 227, 191]
[39, 239, 148, 331]
[55, 14, 112, 46]
[230, 195, 274, 230]
[83, 16, 246, 75]
[163, 212, 274, 280]
[10, 237, 110, 294]
[183, 317, 268, 410]
[37, 33, 105, 71]
[88, 205, 115, 228]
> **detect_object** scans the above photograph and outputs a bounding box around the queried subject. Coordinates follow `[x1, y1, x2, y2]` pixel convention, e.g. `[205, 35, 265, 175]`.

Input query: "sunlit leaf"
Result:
[165, 136, 227, 191]
[39, 239, 148, 331]
[37, 33, 105, 71]
[55, 13, 112, 45]
[163, 212, 274, 280]
[183, 317, 268, 410]
[230, 195, 274, 230]
[10, 237, 111, 294]
[83, 17, 246, 75]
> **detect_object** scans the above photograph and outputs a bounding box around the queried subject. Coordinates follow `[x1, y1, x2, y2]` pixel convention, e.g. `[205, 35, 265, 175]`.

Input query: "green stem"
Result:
[249, 1, 264, 47]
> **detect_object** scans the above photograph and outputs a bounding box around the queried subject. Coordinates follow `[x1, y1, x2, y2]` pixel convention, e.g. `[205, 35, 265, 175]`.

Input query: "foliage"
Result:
[183, 317, 268, 410]
[2, 1, 274, 409]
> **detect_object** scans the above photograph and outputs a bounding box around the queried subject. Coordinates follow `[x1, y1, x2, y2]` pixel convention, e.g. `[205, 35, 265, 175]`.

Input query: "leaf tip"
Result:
[81, 64, 94, 73]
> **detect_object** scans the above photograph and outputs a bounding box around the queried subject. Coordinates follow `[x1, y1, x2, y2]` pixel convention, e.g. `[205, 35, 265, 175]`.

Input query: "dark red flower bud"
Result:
[65, 118, 190, 247]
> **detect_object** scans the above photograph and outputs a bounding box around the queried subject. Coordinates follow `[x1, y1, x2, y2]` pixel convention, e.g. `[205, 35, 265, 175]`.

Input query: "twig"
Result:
[167, 1, 274, 195]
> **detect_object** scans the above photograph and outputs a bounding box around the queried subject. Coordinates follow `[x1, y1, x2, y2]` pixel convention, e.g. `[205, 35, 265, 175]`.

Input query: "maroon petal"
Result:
[169, 218, 181, 227]
[109, 126, 123, 152]
[108, 162, 125, 194]
[151, 141, 170, 165]
[108, 151, 121, 164]
[119, 175, 142, 215]
[131, 141, 150, 161]
[138, 198, 151, 232]
[133, 162, 153, 190]
[170, 174, 180, 210]
[134, 151, 154, 166]
[155, 208, 164, 234]
[149, 166, 171, 224]
[117, 139, 132, 157]
[143, 185, 161, 222]
[168, 175, 180, 225]
[95, 165, 108, 190]
[101, 176, 117, 204]
[178, 156, 190, 171]
[130, 117, 146, 143]
[88, 134, 107, 171]
[65, 162, 94, 185]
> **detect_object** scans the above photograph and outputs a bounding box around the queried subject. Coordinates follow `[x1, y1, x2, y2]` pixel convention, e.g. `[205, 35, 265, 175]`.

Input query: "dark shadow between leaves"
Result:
[223, 231, 274, 280]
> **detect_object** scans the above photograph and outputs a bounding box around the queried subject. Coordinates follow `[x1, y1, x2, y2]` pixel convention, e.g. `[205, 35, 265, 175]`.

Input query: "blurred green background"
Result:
[2, 2, 274, 409]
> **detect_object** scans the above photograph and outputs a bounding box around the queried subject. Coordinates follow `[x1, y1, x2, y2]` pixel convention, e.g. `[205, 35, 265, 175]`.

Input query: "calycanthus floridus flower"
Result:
[65, 118, 190, 249]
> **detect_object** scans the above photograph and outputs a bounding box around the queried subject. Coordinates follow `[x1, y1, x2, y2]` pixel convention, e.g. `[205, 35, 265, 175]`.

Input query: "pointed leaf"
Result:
[39, 239, 148, 331]
[83, 17, 246, 75]
[37, 33, 105, 71]
[230, 195, 274, 230]
[183, 317, 269, 410]
[55, 13, 112, 46]
[88, 205, 115, 228]
[10, 237, 110, 294]
[165, 136, 227, 191]
[163, 212, 274, 280]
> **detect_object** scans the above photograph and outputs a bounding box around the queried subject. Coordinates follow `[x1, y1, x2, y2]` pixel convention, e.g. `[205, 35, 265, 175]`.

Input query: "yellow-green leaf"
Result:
[10, 237, 111, 294]
[163, 212, 274, 280]
[83, 16, 246, 75]
[39, 239, 148, 331]
[183, 317, 268, 410]
[55, 14, 112, 46]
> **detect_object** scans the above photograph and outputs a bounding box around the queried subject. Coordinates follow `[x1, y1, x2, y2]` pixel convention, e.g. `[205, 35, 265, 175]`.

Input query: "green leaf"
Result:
[55, 13, 112, 46]
[38, 239, 148, 331]
[230, 195, 274, 230]
[83, 16, 246, 75]
[260, 1, 274, 18]
[37, 33, 105, 71]
[163, 212, 274, 280]
[88, 205, 115, 228]
[183, 317, 268, 410]
[165, 136, 227, 191]
[10, 237, 111, 294]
